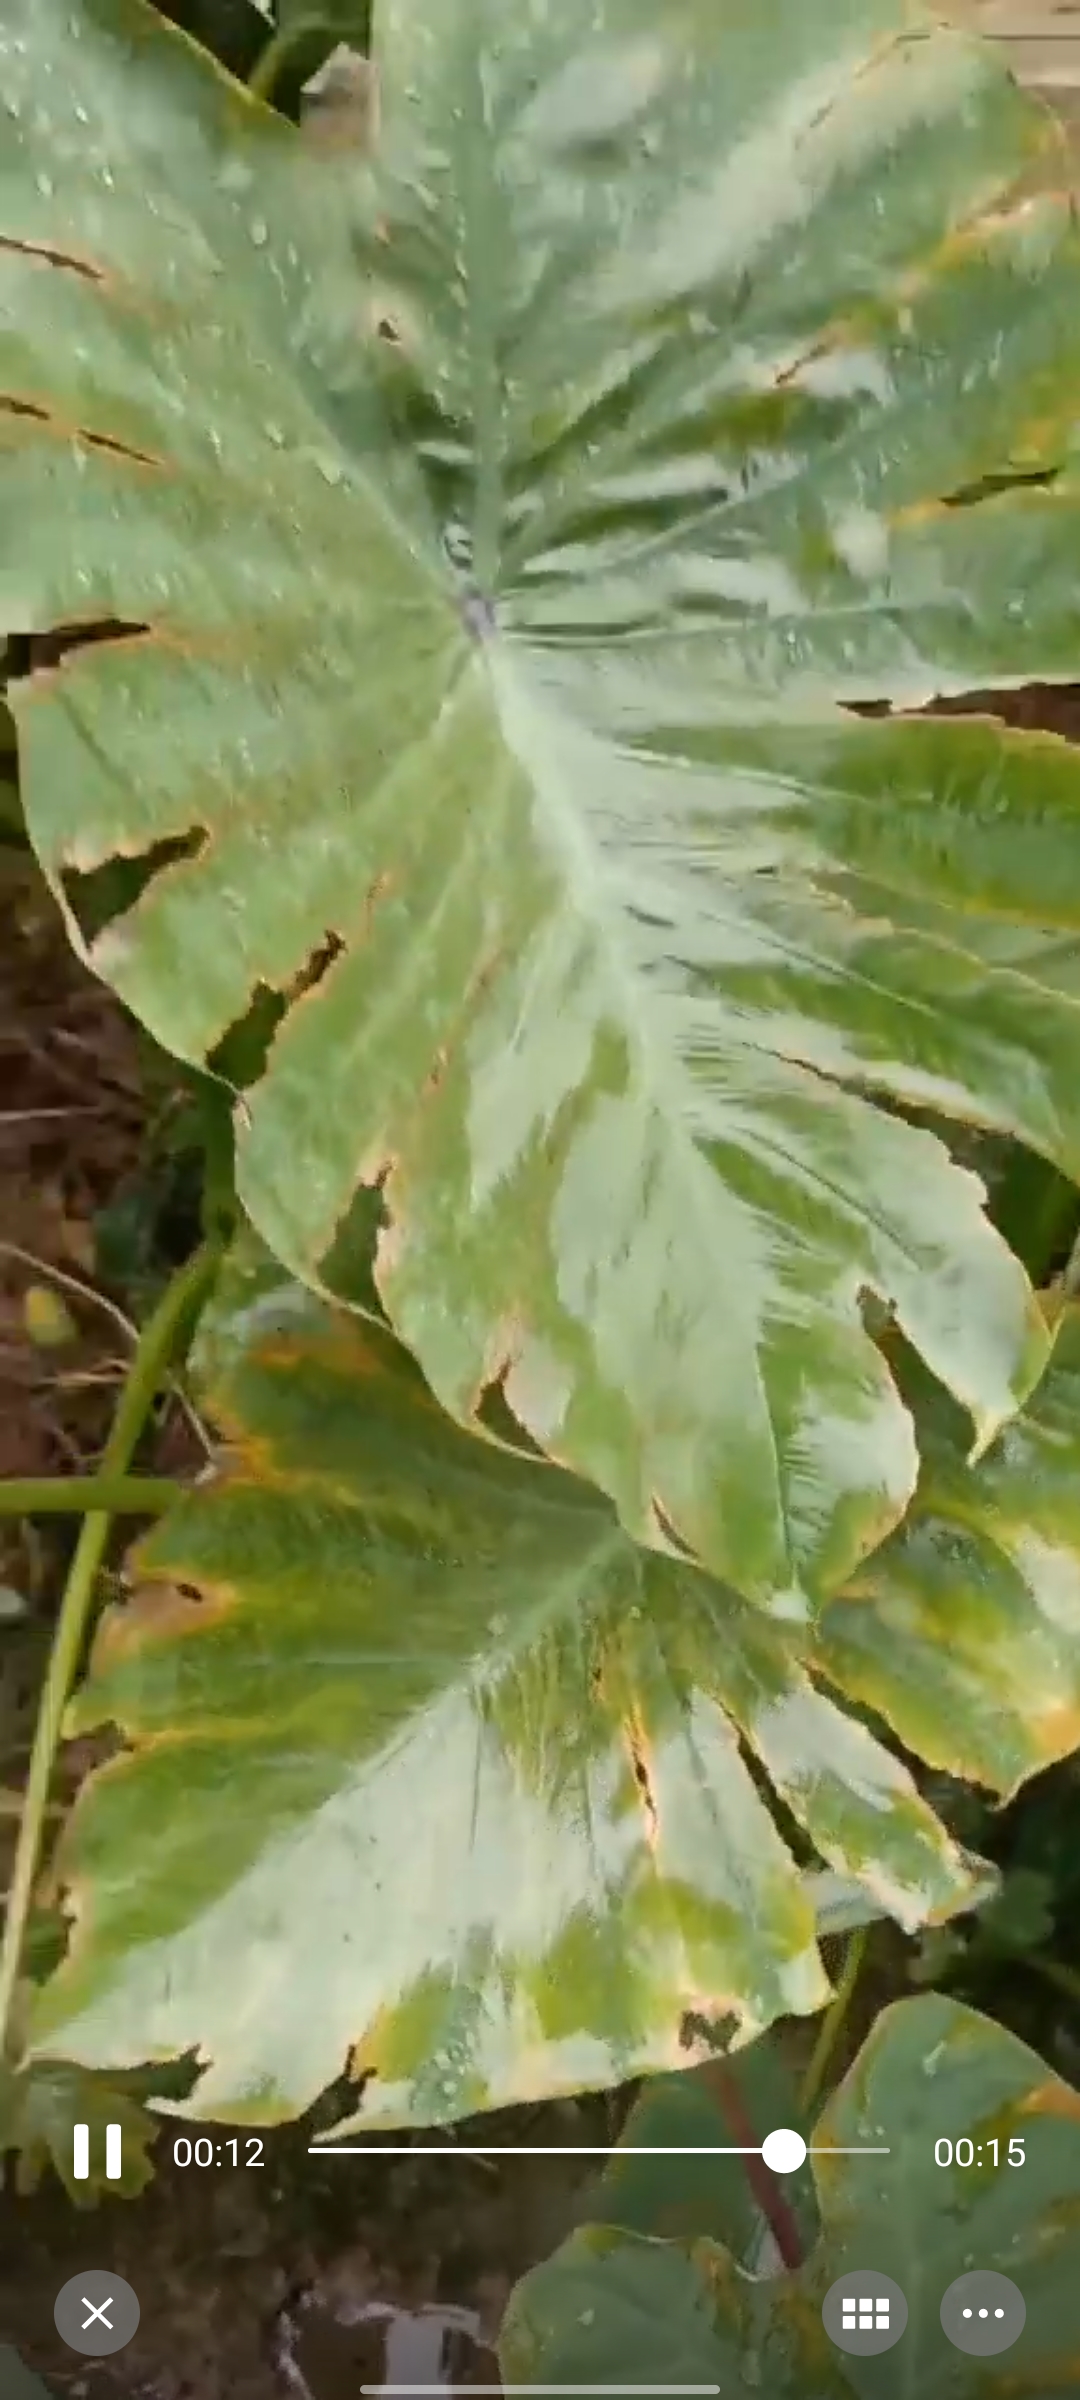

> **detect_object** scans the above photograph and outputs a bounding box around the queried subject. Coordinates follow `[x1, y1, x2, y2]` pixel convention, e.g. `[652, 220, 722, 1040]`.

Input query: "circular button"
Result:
[54, 2271, 140, 2358]
[761, 2127, 807, 2174]
[941, 2271, 1025, 2356]
[822, 2270, 908, 2354]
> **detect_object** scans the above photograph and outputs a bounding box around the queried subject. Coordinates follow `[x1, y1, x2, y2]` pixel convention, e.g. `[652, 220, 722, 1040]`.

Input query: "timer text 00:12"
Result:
[173, 2136, 265, 2166]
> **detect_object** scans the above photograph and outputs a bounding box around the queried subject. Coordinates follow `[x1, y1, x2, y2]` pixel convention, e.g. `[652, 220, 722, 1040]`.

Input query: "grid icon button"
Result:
[824, 2273, 907, 2355]
[842, 2296, 890, 2329]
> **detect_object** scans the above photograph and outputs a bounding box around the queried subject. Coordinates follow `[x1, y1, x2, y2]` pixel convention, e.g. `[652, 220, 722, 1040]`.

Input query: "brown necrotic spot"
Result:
[943, 465, 1061, 508]
[423, 1044, 450, 1096]
[287, 929, 345, 1005]
[648, 1494, 694, 1559]
[0, 232, 103, 282]
[626, 1716, 658, 1843]
[1, 392, 161, 469]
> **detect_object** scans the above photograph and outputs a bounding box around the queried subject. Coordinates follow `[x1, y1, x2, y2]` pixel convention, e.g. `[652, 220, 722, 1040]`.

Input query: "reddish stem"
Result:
[703, 2060, 806, 2271]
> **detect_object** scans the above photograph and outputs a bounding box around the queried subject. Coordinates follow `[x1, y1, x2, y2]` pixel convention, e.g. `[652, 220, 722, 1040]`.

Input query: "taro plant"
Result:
[501, 1992, 1080, 2394]
[3, 0, 1080, 2164]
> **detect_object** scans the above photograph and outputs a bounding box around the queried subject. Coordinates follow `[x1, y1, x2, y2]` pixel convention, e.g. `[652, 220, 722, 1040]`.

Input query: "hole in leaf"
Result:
[679, 2006, 740, 2054]
[61, 827, 207, 944]
[209, 983, 287, 1092]
[5, 618, 149, 681]
[943, 464, 1061, 508]
[320, 1184, 392, 1319]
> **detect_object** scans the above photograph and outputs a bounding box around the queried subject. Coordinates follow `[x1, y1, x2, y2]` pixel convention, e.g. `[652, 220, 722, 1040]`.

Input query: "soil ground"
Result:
[0, 2106, 612, 2400]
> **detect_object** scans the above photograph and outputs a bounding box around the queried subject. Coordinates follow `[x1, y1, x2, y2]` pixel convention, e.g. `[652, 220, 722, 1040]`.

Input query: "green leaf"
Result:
[816, 1309, 1080, 1798]
[0, 2056, 157, 2203]
[8, 2, 1080, 1612]
[906, 1923, 967, 1988]
[801, 1870, 889, 1940]
[25, 1237, 980, 2126]
[584, 2041, 819, 2270]
[283, 0, 370, 38]
[906, 1867, 1057, 1987]
[972, 1866, 1056, 1956]
[0, 2348, 55, 2400]
[501, 1994, 1080, 2396]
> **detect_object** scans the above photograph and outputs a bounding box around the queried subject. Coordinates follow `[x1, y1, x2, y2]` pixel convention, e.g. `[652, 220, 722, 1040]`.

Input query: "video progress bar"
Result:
[360, 2386, 721, 2394]
[310, 2144, 890, 2157]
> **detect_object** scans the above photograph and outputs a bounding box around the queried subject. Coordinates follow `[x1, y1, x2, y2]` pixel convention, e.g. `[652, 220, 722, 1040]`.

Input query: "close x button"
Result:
[53, 2272, 140, 2358]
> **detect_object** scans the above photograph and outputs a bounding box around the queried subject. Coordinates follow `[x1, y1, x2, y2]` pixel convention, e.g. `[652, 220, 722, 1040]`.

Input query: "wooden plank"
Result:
[986, 43, 1080, 90]
[948, 0, 1080, 160]
[962, 3, 1080, 34]
[965, 3, 1080, 33]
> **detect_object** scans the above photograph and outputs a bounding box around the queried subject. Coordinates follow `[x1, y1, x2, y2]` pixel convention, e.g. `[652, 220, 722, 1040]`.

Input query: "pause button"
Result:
[73, 2121, 123, 2180]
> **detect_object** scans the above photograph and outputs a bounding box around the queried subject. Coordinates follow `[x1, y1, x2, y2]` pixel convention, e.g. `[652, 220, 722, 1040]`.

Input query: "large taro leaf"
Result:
[25, 1239, 984, 2126]
[501, 1993, 1080, 2397]
[8, 6, 1080, 1612]
[28, 1251, 1080, 2126]
[817, 1308, 1080, 1797]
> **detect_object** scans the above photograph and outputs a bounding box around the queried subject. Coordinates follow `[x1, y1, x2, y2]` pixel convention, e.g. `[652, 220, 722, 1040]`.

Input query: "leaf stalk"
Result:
[800, 1928, 870, 2118]
[0, 1477, 180, 1518]
[0, 1240, 221, 2059]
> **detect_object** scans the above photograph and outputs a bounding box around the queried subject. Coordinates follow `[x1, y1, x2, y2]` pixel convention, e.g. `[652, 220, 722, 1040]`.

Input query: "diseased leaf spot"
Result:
[944, 466, 1061, 508]
[649, 1496, 694, 1560]
[423, 1044, 450, 1097]
[626, 1717, 658, 1843]
[0, 231, 103, 282]
[287, 930, 345, 1006]
[362, 871, 394, 934]
[0, 393, 160, 469]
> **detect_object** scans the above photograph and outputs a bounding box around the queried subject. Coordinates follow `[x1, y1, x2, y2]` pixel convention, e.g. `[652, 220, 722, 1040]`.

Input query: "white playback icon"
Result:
[73, 2121, 123, 2180]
